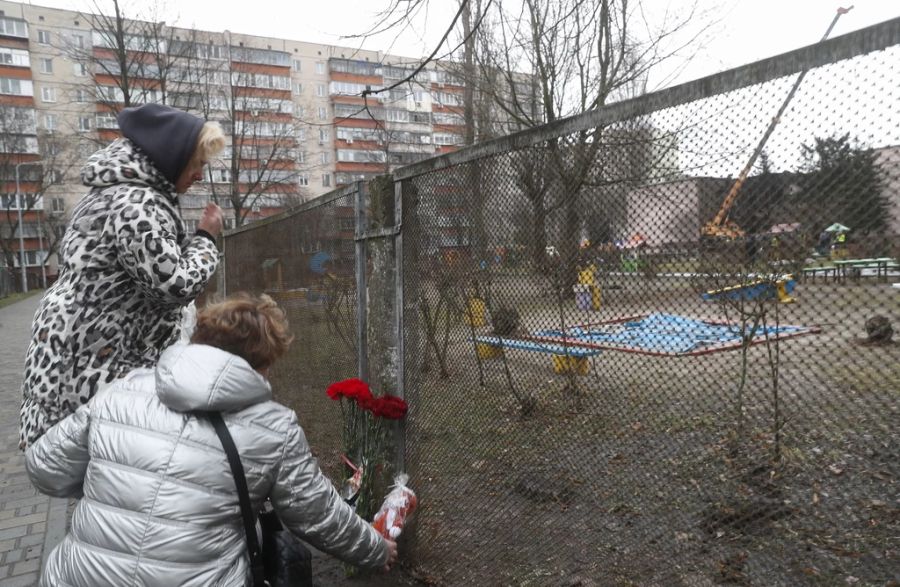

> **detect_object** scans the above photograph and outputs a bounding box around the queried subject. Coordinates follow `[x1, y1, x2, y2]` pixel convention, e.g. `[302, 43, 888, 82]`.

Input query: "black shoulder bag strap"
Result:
[205, 411, 267, 587]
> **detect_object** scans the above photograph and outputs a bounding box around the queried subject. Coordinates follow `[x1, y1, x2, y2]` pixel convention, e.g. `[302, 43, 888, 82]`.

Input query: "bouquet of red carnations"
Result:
[326, 378, 409, 520]
[372, 474, 417, 540]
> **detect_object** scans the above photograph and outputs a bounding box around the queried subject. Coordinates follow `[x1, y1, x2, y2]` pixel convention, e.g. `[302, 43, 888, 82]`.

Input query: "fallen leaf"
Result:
[812, 493, 820, 505]
[828, 464, 844, 476]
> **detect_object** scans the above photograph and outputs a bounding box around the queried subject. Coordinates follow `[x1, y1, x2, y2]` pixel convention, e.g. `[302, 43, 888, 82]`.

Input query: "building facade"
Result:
[0, 0, 534, 287]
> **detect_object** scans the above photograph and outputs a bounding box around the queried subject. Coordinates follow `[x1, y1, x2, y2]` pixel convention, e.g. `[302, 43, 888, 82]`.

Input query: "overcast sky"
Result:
[20, 0, 900, 88]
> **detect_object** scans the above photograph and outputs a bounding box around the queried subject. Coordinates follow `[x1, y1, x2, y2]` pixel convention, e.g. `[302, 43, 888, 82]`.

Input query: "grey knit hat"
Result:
[117, 104, 205, 184]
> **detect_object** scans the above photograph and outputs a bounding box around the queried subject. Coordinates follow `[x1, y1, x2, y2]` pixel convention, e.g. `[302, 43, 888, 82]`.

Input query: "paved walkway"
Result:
[0, 294, 66, 587]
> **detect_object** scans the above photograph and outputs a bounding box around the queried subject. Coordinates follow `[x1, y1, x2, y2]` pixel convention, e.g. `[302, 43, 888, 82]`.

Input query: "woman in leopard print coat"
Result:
[19, 104, 226, 448]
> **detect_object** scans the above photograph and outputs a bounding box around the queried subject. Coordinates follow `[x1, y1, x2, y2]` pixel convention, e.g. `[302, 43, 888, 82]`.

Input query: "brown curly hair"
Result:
[191, 293, 293, 370]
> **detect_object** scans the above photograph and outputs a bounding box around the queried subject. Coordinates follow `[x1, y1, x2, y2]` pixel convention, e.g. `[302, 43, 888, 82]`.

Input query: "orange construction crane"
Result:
[701, 6, 854, 240]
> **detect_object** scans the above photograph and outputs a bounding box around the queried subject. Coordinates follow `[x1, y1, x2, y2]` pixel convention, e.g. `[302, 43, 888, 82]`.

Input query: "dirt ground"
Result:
[310, 547, 426, 586]
[273, 272, 899, 586]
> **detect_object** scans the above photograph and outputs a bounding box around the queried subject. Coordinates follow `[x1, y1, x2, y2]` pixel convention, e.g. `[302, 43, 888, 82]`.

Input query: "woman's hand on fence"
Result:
[383, 538, 398, 571]
[198, 203, 224, 237]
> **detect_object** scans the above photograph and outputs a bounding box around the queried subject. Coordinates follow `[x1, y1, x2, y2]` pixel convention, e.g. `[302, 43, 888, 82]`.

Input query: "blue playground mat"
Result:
[534, 313, 807, 355]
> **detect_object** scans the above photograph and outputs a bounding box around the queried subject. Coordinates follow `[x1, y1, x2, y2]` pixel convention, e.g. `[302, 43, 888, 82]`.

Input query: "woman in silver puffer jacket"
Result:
[25, 294, 397, 586]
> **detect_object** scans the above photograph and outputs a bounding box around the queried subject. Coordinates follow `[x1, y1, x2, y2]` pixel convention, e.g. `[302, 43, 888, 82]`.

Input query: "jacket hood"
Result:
[117, 103, 204, 185]
[81, 138, 176, 197]
[156, 344, 272, 413]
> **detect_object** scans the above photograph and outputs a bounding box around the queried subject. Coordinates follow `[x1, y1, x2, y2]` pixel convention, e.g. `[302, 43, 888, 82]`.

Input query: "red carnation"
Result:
[357, 396, 380, 414]
[376, 395, 408, 420]
[326, 378, 373, 402]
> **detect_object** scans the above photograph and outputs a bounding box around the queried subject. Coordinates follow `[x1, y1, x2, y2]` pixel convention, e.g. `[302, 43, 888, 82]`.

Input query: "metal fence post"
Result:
[393, 178, 406, 473]
[355, 181, 369, 381]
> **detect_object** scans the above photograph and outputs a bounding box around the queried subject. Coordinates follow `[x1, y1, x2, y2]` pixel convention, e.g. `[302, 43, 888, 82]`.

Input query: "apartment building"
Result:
[0, 0, 535, 287]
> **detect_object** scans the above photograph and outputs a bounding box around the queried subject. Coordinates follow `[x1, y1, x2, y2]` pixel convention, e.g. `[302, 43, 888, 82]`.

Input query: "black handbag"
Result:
[206, 412, 313, 587]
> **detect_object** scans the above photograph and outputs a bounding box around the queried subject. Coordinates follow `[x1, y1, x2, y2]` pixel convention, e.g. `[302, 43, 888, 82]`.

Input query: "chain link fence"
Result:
[224, 19, 899, 585]
[222, 185, 361, 481]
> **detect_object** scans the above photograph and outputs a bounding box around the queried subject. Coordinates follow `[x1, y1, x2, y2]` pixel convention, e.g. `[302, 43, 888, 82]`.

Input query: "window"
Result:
[51, 197, 65, 214]
[316, 62, 325, 74]
[322, 173, 331, 187]
[317, 106, 327, 120]
[95, 112, 117, 129]
[316, 84, 325, 97]
[73, 62, 88, 77]
[48, 170, 62, 184]
[78, 116, 92, 132]
[293, 83, 303, 94]
[330, 59, 381, 76]
[386, 109, 409, 123]
[0, 17, 29, 38]
[37, 30, 51, 44]
[297, 174, 309, 186]
[319, 151, 329, 164]
[292, 59, 302, 72]
[433, 132, 463, 145]
[296, 151, 305, 163]
[1, 194, 22, 209]
[43, 114, 57, 131]
[336, 126, 384, 143]
[0, 77, 32, 96]
[41, 86, 56, 102]
[433, 111, 464, 125]
[330, 81, 381, 96]
[72, 33, 85, 48]
[75, 89, 89, 103]
[40, 58, 53, 74]
[13, 250, 42, 267]
[210, 168, 230, 183]
[318, 129, 329, 143]
[336, 149, 386, 163]
[98, 85, 125, 103]
[0, 48, 29, 67]
[195, 44, 225, 60]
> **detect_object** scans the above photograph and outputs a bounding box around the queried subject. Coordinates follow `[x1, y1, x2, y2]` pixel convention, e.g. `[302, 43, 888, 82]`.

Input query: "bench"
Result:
[834, 258, 898, 284]
[801, 266, 837, 283]
[472, 336, 600, 375]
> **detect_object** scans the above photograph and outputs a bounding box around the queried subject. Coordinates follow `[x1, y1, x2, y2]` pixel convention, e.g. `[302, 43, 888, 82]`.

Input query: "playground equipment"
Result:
[700, 7, 853, 241]
[472, 336, 600, 375]
[573, 264, 601, 310]
[702, 275, 797, 304]
[464, 298, 487, 326]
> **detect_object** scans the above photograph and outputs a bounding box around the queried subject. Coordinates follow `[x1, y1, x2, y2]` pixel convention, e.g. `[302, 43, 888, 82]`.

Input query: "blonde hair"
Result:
[191, 293, 293, 370]
[189, 121, 226, 167]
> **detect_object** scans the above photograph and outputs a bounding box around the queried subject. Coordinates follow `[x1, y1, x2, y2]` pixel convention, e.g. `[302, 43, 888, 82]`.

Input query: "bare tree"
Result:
[57, 0, 188, 113]
[468, 0, 706, 280]
[168, 32, 311, 227]
[0, 109, 70, 288]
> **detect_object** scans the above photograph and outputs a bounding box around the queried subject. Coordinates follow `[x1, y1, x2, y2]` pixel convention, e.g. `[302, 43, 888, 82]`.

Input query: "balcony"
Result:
[0, 17, 28, 39]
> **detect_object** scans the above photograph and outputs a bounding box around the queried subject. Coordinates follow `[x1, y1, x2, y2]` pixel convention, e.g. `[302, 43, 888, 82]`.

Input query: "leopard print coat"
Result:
[19, 138, 219, 448]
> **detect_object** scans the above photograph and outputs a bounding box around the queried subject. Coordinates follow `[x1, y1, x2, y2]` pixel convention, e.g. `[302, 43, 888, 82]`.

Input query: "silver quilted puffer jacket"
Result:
[25, 344, 388, 586]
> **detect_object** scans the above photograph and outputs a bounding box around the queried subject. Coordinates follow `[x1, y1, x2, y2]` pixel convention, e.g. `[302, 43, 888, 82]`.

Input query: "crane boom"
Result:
[701, 6, 854, 240]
